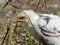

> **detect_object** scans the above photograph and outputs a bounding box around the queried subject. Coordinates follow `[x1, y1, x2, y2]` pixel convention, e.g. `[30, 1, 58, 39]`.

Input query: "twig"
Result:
[1, 24, 10, 45]
[34, 0, 40, 11]
[8, 2, 19, 9]
[2, 0, 12, 9]
[43, 0, 48, 13]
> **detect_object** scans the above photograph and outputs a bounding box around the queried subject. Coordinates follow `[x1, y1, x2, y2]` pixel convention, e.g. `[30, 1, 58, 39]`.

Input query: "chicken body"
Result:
[21, 10, 60, 45]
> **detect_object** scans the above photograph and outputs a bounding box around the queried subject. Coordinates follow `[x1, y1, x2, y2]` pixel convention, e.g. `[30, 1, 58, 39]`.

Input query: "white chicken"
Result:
[20, 10, 60, 45]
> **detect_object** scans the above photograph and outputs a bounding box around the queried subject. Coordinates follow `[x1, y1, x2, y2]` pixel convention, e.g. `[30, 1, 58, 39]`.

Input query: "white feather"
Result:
[22, 10, 60, 45]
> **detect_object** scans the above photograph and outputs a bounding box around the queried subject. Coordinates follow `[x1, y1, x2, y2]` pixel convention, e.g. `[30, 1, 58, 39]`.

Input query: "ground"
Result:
[0, 0, 60, 45]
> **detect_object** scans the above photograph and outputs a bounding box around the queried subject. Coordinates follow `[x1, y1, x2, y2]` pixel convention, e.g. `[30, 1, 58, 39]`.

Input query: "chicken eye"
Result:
[39, 16, 51, 27]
